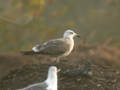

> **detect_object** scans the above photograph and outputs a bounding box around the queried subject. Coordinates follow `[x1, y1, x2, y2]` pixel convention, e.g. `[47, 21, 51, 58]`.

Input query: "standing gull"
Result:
[23, 29, 80, 61]
[18, 66, 59, 90]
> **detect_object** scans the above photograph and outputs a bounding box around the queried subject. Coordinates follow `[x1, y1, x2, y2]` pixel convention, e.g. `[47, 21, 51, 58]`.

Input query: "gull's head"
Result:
[47, 66, 60, 80]
[48, 66, 58, 75]
[63, 29, 80, 39]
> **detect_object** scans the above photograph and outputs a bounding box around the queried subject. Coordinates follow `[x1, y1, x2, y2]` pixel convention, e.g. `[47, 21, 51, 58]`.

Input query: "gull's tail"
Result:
[21, 51, 37, 55]
[21, 45, 41, 55]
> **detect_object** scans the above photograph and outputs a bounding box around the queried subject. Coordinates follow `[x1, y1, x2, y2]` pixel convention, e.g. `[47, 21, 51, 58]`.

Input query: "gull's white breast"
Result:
[63, 38, 74, 56]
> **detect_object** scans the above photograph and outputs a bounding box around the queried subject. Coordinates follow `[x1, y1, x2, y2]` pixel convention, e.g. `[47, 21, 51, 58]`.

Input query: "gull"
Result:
[23, 29, 80, 61]
[18, 66, 60, 90]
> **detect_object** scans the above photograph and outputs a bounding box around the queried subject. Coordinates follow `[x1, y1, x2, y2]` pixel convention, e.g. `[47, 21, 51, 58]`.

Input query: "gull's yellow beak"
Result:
[75, 34, 80, 38]
[57, 69, 61, 73]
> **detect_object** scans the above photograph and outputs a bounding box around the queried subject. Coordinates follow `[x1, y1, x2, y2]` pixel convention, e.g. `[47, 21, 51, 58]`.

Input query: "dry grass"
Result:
[0, 42, 120, 90]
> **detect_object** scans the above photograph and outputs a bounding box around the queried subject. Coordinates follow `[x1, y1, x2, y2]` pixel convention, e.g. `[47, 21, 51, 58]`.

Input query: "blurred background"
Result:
[0, 0, 120, 52]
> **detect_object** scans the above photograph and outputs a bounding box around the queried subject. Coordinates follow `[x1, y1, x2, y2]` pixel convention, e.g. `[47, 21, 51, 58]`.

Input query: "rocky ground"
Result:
[0, 43, 120, 90]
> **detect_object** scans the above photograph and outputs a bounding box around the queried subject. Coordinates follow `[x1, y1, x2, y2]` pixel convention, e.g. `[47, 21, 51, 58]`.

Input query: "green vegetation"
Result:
[0, 0, 120, 51]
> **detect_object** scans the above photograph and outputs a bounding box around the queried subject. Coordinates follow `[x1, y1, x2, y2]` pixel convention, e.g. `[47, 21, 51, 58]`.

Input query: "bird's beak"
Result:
[57, 69, 61, 73]
[75, 33, 80, 38]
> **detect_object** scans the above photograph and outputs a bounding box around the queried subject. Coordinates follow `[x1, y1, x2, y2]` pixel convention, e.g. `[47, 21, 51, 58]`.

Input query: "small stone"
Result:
[97, 84, 101, 87]
[100, 71, 104, 74]
[112, 79, 117, 83]
[88, 71, 93, 76]
[116, 71, 120, 74]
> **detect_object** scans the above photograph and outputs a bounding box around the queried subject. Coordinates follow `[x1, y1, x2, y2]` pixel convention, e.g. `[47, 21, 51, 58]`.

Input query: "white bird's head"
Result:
[46, 66, 60, 90]
[47, 66, 60, 82]
[48, 66, 58, 75]
[63, 29, 80, 39]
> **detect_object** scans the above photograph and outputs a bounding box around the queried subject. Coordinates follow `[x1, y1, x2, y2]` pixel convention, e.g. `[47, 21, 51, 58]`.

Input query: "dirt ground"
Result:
[0, 43, 120, 90]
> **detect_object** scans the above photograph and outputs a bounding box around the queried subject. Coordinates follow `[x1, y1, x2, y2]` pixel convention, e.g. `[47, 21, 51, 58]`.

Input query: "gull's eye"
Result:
[69, 32, 73, 34]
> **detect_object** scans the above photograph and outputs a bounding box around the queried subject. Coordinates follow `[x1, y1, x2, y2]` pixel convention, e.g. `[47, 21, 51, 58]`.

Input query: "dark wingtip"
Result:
[76, 34, 80, 38]
[20, 51, 35, 55]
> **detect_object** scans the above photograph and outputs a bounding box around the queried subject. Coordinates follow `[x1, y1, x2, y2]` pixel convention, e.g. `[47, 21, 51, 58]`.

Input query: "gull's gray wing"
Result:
[18, 82, 48, 90]
[34, 39, 70, 56]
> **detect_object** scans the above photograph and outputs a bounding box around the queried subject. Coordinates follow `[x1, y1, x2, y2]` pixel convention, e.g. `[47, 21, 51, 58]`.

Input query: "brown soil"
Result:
[0, 43, 120, 90]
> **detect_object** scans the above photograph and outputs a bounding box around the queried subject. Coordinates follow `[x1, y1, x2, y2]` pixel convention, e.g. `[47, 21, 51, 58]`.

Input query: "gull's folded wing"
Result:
[34, 39, 70, 56]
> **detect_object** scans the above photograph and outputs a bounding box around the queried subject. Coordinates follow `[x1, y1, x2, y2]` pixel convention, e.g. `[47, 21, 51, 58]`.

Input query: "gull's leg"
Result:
[51, 57, 60, 63]
[56, 57, 60, 63]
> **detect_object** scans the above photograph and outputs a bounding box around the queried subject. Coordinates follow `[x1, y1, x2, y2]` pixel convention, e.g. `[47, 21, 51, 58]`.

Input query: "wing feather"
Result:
[34, 39, 69, 56]
[18, 82, 48, 90]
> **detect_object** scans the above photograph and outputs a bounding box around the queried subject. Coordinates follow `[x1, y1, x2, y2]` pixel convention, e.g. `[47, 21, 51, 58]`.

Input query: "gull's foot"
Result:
[51, 58, 60, 63]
